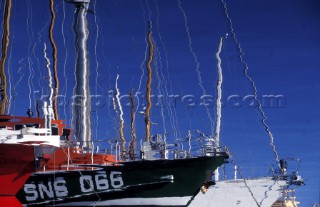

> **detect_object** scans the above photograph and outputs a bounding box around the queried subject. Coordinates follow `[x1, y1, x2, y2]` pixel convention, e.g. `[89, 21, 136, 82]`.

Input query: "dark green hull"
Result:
[17, 155, 228, 206]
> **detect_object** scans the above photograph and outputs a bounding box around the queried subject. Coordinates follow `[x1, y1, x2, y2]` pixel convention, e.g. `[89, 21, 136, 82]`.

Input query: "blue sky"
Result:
[1, 0, 319, 206]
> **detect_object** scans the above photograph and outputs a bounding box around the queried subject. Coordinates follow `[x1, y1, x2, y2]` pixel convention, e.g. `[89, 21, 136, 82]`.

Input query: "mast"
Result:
[129, 88, 137, 160]
[214, 37, 223, 146]
[145, 21, 154, 142]
[49, 0, 59, 120]
[43, 43, 54, 130]
[68, 0, 92, 150]
[115, 73, 126, 159]
[214, 37, 223, 181]
[0, 0, 12, 115]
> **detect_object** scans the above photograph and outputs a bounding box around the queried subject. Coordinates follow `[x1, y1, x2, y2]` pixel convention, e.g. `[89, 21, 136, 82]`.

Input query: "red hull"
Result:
[0, 144, 35, 196]
[0, 196, 23, 207]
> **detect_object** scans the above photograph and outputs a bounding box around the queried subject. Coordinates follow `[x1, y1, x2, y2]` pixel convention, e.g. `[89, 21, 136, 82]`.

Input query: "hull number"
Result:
[23, 171, 123, 202]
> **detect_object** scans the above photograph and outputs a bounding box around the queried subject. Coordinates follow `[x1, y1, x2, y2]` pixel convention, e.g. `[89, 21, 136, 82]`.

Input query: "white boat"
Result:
[189, 177, 287, 207]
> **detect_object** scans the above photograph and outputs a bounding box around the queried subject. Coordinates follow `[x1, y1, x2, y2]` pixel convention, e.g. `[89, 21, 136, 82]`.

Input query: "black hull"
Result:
[17, 155, 228, 206]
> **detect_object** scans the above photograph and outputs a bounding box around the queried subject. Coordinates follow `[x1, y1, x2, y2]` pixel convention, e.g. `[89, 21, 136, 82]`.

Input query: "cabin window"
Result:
[14, 124, 39, 130]
[62, 128, 71, 141]
[51, 127, 59, 135]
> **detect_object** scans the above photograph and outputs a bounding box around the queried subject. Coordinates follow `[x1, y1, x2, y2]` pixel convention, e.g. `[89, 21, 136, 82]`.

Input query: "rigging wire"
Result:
[12, 58, 26, 114]
[154, 0, 180, 141]
[134, 0, 148, 126]
[145, 1, 167, 140]
[215, 1, 282, 205]
[221, 0, 280, 165]
[61, 0, 68, 123]
[100, 48, 113, 139]
[177, 0, 215, 136]
[26, 0, 35, 111]
[91, 3, 113, 139]
[153, 44, 167, 139]
[32, 11, 51, 108]
[6, 35, 12, 114]
[93, 0, 100, 146]
[70, 3, 77, 141]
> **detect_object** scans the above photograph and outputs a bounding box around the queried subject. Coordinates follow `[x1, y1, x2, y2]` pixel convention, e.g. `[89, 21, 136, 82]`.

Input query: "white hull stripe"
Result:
[53, 196, 193, 206]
